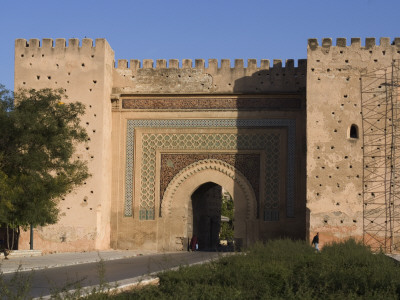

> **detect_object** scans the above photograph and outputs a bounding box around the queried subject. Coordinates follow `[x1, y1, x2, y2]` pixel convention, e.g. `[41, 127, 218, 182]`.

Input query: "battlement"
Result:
[115, 58, 307, 72]
[308, 37, 400, 50]
[15, 38, 109, 49]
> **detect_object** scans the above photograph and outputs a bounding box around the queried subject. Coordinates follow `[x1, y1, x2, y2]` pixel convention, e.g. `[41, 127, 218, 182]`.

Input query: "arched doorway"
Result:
[159, 159, 257, 251]
[189, 183, 234, 251]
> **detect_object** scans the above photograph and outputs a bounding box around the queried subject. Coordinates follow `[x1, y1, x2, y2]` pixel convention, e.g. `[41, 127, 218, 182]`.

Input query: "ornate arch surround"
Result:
[161, 159, 257, 219]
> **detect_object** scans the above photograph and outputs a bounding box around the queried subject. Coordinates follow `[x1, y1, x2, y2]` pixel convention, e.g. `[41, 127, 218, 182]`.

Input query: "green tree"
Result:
[220, 194, 234, 241]
[0, 86, 90, 249]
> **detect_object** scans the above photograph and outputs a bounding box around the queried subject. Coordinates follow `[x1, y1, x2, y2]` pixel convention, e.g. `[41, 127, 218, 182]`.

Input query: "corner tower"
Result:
[14, 38, 115, 252]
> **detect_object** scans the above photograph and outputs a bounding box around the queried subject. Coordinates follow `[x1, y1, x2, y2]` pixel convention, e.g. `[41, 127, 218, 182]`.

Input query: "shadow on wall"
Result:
[228, 67, 307, 242]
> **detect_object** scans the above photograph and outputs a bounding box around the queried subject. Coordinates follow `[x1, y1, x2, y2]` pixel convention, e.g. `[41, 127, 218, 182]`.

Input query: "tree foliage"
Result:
[220, 193, 234, 241]
[0, 85, 89, 231]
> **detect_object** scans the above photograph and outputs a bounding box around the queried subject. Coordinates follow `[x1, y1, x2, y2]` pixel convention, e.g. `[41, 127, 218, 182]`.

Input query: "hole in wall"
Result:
[23, 82, 26, 85]
[374, 59, 378, 62]
[345, 60, 349, 63]
[21, 54, 24, 57]
[93, 80, 97, 84]
[382, 51, 386, 55]
[82, 63, 85, 67]
[91, 55, 94, 58]
[36, 75, 40, 80]
[68, 72, 71, 75]
[47, 76, 51, 80]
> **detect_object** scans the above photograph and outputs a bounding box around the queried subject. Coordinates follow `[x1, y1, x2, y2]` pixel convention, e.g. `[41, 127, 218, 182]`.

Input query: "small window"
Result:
[349, 124, 359, 139]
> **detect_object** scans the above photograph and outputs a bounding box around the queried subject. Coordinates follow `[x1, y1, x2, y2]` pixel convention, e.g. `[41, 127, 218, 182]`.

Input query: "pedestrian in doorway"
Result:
[190, 235, 198, 251]
[312, 232, 319, 252]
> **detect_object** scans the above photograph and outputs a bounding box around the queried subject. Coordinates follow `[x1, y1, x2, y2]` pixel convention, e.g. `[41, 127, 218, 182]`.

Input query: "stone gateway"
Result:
[14, 37, 400, 253]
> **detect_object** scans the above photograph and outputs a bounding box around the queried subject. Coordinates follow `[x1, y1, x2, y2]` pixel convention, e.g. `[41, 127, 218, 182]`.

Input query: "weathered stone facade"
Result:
[13, 37, 400, 253]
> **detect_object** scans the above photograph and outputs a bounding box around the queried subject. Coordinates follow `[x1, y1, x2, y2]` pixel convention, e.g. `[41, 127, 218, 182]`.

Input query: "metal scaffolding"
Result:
[361, 60, 400, 252]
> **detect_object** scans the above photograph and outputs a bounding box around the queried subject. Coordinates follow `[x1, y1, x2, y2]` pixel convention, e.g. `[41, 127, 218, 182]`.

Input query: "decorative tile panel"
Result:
[122, 97, 301, 110]
[124, 119, 296, 219]
[160, 154, 261, 213]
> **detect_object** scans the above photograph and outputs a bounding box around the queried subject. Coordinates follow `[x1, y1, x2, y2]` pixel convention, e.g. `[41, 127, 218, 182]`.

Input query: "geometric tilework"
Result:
[124, 119, 296, 219]
[124, 121, 135, 217]
[140, 132, 279, 220]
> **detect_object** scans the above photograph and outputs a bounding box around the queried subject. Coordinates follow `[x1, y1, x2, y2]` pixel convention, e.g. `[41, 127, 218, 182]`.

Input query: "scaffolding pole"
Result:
[361, 60, 400, 252]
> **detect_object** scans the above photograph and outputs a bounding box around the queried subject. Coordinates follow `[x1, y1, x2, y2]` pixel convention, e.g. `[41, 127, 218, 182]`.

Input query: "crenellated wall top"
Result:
[15, 38, 108, 49]
[308, 37, 400, 50]
[115, 58, 307, 72]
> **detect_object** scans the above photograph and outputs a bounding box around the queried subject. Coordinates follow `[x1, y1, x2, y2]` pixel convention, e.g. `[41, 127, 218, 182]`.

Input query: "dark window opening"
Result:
[350, 124, 359, 139]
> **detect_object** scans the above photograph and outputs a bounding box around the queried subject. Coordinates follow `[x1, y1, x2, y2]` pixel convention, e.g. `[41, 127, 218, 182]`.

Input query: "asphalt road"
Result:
[2, 251, 223, 298]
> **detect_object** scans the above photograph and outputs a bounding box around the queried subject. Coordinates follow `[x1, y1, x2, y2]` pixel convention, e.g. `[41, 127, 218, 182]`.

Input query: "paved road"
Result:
[2, 251, 223, 299]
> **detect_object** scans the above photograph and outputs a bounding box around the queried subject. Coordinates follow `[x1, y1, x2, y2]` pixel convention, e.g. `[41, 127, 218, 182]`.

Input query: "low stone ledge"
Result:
[0, 250, 42, 258]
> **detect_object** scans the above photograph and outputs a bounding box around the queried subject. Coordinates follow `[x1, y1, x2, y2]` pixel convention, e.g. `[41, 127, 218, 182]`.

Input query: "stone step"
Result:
[0, 250, 42, 258]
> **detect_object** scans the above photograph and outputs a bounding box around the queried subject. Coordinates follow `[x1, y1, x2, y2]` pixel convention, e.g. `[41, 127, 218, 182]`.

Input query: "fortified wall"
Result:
[13, 37, 400, 253]
[14, 39, 115, 252]
[307, 38, 400, 251]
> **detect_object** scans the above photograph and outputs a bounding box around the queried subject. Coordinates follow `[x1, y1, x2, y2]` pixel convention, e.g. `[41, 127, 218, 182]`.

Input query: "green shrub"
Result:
[104, 239, 400, 299]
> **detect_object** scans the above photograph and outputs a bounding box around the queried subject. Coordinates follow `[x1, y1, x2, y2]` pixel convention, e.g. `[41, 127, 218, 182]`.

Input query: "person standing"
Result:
[190, 235, 198, 251]
[311, 232, 319, 252]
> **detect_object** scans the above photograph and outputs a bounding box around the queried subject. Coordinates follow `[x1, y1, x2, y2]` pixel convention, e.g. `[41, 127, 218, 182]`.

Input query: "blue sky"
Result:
[1, 0, 399, 90]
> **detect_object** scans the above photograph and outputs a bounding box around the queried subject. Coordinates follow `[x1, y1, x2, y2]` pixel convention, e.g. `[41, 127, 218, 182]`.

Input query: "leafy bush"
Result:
[104, 239, 400, 299]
